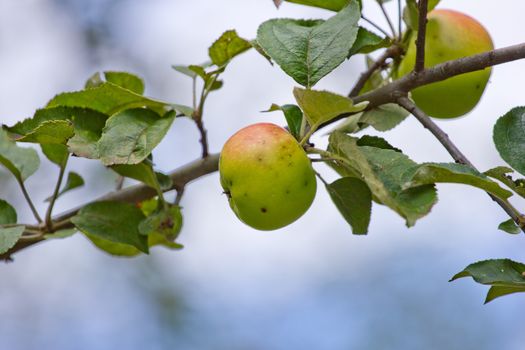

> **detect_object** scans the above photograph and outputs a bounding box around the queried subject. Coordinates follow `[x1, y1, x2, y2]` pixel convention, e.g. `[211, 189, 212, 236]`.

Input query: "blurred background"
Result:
[1, 0, 525, 349]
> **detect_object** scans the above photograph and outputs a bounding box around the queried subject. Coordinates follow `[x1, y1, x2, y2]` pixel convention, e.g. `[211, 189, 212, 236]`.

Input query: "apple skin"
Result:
[398, 9, 494, 118]
[219, 123, 316, 231]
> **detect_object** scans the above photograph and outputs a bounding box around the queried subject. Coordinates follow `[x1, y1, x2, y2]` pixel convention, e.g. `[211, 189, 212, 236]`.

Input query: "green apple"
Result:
[398, 9, 494, 118]
[219, 123, 316, 230]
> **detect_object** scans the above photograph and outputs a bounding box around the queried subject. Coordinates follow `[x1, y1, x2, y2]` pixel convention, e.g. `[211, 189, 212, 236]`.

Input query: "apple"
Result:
[219, 123, 316, 230]
[398, 9, 494, 118]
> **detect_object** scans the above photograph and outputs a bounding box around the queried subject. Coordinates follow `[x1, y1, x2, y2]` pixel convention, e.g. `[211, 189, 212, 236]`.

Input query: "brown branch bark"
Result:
[348, 45, 402, 97]
[397, 96, 525, 233]
[414, 0, 429, 72]
[1, 154, 220, 261]
[320, 42, 525, 129]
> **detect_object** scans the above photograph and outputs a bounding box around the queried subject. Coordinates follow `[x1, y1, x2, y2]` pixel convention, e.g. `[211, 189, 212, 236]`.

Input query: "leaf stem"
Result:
[17, 179, 42, 224]
[45, 158, 69, 231]
[361, 15, 391, 38]
[377, 1, 397, 38]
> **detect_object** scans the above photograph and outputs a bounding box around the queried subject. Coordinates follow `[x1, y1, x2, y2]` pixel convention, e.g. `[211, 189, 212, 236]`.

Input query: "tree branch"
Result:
[319, 42, 525, 129]
[349, 45, 402, 97]
[1, 154, 220, 260]
[414, 0, 429, 72]
[397, 96, 525, 232]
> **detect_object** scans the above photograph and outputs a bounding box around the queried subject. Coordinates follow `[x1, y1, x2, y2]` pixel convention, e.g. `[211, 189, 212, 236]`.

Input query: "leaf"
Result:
[257, 0, 361, 87]
[56, 172, 85, 198]
[71, 201, 149, 253]
[450, 259, 525, 303]
[359, 103, 410, 131]
[44, 228, 77, 239]
[493, 107, 525, 177]
[41, 144, 69, 166]
[67, 109, 109, 159]
[356, 135, 401, 152]
[263, 104, 303, 139]
[348, 27, 389, 57]
[404, 163, 513, 200]
[104, 71, 145, 95]
[293, 88, 368, 128]
[14, 120, 74, 145]
[112, 162, 168, 191]
[208, 30, 252, 67]
[47, 82, 171, 116]
[138, 205, 183, 240]
[326, 177, 372, 234]
[0, 200, 17, 224]
[0, 129, 39, 182]
[97, 109, 176, 166]
[498, 219, 521, 235]
[328, 132, 437, 226]
[0, 226, 25, 254]
[485, 166, 525, 198]
[284, 0, 349, 11]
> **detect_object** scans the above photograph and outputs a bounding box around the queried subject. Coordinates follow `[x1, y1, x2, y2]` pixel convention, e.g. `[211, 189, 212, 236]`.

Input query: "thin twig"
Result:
[361, 15, 391, 38]
[195, 118, 209, 158]
[45, 162, 67, 231]
[115, 176, 125, 190]
[414, 0, 429, 72]
[1, 154, 220, 260]
[322, 42, 525, 130]
[349, 45, 401, 97]
[397, 0, 402, 39]
[174, 186, 185, 205]
[378, 0, 397, 37]
[397, 96, 525, 232]
[18, 180, 42, 224]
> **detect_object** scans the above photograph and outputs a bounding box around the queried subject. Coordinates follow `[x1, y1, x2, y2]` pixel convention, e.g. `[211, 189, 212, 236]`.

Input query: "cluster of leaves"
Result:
[257, 0, 525, 303]
[0, 28, 254, 257]
[1, 0, 525, 303]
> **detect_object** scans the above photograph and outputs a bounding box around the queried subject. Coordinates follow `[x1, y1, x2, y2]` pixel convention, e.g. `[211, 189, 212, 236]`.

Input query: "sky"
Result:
[1, 0, 525, 349]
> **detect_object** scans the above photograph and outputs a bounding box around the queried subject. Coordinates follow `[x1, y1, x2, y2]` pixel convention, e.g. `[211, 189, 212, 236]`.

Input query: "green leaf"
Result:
[498, 219, 521, 235]
[104, 71, 145, 95]
[359, 103, 410, 131]
[0, 200, 17, 224]
[348, 27, 389, 57]
[112, 162, 168, 191]
[284, 0, 349, 11]
[44, 228, 77, 240]
[47, 82, 171, 116]
[293, 88, 368, 128]
[138, 205, 183, 240]
[328, 132, 437, 226]
[404, 163, 513, 200]
[41, 144, 69, 166]
[97, 109, 176, 166]
[484, 166, 525, 198]
[450, 259, 525, 303]
[257, 0, 361, 87]
[326, 177, 372, 234]
[67, 109, 109, 159]
[172, 61, 212, 79]
[71, 201, 149, 253]
[493, 107, 525, 177]
[82, 199, 183, 257]
[208, 30, 252, 67]
[15, 120, 74, 144]
[263, 104, 303, 139]
[0, 129, 39, 182]
[356, 135, 401, 152]
[55, 172, 84, 199]
[0, 226, 25, 254]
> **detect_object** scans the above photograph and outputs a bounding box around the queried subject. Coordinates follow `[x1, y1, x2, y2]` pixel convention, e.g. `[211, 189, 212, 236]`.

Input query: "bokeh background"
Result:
[1, 0, 525, 349]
